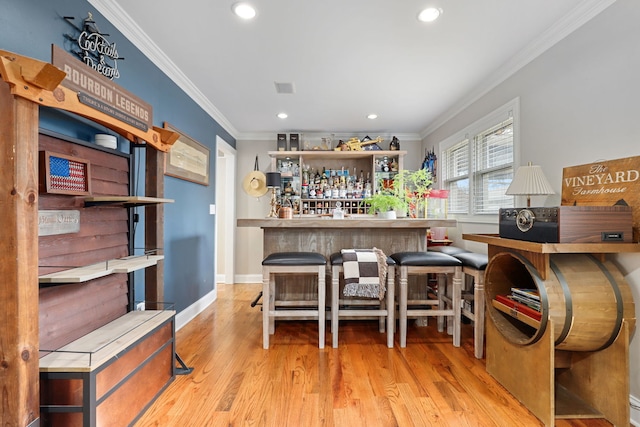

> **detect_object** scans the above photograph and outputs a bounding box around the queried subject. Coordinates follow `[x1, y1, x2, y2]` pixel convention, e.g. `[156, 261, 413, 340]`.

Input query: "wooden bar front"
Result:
[238, 218, 456, 256]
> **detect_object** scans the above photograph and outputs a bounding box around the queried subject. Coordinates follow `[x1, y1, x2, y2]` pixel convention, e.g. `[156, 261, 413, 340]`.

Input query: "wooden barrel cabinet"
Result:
[464, 234, 639, 427]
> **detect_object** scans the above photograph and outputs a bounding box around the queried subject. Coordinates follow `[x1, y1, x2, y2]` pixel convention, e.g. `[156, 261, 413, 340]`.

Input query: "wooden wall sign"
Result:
[562, 155, 640, 241]
[38, 210, 80, 236]
[52, 45, 152, 132]
[0, 48, 178, 152]
[163, 122, 210, 186]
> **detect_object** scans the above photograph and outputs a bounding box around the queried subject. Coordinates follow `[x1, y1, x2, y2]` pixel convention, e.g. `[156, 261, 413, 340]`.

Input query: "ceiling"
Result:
[90, 0, 611, 140]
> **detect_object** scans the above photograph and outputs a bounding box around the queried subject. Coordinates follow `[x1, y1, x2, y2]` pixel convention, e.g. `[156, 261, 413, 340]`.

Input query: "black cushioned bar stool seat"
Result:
[330, 253, 396, 348]
[390, 251, 463, 348]
[451, 251, 488, 359]
[262, 252, 327, 349]
[427, 245, 470, 256]
[263, 252, 327, 266]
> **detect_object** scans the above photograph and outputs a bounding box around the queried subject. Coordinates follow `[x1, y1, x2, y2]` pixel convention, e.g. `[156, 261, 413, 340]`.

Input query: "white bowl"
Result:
[95, 134, 117, 149]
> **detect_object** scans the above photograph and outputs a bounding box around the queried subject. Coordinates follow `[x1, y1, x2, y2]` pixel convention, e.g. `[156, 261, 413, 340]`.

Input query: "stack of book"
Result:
[493, 287, 541, 322]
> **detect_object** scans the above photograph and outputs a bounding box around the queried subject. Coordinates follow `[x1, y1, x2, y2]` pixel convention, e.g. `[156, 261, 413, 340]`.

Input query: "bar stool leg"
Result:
[474, 271, 485, 358]
[399, 266, 409, 348]
[386, 265, 395, 348]
[437, 273, 446, 333]
[262, 267, 271, 349]
[318, 265, 326, 349]
[331, 265, 340, 348]
[452, 267, 462, 347]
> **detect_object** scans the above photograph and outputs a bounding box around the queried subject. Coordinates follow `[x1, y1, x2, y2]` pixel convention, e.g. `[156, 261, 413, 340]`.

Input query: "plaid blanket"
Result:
[341, 248, 388, 300]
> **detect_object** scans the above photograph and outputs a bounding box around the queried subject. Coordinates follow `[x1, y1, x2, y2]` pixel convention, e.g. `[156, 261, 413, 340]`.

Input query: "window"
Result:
[440, 98, 519, 216]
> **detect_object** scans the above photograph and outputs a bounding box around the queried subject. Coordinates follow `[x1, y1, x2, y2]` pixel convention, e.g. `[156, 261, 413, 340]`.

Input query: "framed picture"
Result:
[163, 122, 210, 186]
[39, 151, 92, 195]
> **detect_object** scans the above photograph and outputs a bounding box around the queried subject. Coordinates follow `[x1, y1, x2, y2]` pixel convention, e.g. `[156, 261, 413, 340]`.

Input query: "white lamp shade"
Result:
[505, 163, 555, 196]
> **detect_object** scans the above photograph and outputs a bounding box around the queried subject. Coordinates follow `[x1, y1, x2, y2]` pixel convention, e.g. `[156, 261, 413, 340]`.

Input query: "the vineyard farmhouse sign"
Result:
[562, 155, 640, 241]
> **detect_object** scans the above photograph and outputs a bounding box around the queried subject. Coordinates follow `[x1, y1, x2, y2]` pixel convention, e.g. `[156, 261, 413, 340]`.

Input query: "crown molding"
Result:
[420, 0, 617, 139]
[236, 131, 421, 142]
[88, 0, 239, 139]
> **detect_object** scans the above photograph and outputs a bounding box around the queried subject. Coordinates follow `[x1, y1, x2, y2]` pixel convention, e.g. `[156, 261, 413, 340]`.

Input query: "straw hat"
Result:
[242, 170, 268, 197]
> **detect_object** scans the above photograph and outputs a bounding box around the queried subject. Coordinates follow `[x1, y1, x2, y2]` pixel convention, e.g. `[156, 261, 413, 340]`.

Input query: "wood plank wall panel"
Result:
[39, 279, 128, 352]
[38, 133, 130, 352]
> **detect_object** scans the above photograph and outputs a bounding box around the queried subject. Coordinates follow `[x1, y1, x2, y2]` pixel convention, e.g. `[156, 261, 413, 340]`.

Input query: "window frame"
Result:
[438, 98, 520, 223]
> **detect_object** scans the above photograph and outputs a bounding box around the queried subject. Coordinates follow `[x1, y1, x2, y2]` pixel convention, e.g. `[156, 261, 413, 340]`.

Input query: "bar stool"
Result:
[450, 252, 488, 359]
[262, 251, 327, 349]
[390, 251, 462, 348]
[330, 252, 395, 348]
[429, 246, 488, 358]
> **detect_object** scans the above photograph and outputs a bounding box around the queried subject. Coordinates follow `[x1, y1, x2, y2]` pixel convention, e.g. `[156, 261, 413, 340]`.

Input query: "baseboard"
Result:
[175, 288, 217, 331]
[216, 274, 225, 284]
[631, 394, 640, 426]
[234, 274, 262, 284]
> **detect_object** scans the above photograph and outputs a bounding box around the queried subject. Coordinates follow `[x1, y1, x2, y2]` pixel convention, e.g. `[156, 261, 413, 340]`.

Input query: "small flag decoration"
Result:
[49, 156, 88, 192]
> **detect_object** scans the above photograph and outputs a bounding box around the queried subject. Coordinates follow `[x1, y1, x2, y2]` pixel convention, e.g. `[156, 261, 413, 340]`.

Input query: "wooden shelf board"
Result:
[269, 150, 406, 159]
[555, 384, 603, 419]
[463, 233, 640, 254]
[39, 310, 175, 372]
[84, 196, 174, 207]
[39, 254, 164, 283]
[491, 299, 541, 329]
[109, 255, 165, 273]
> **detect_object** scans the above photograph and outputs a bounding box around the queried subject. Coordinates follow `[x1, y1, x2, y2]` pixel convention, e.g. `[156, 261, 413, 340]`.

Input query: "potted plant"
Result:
[389, 168, 434, 218]
[363, 192, 407, 219]
[363, 169, 433, 219]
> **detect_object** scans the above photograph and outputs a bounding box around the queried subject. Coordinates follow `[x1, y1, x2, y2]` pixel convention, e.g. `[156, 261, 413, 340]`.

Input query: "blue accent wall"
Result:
[2, 0, 235, 312]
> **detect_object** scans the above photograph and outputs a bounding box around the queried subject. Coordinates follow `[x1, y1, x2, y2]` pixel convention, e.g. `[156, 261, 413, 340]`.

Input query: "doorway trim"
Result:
[215, 135, 236, 284]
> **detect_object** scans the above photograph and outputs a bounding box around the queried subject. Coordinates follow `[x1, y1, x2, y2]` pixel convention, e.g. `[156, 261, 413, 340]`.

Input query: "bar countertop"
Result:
[237, 217, 457, 229]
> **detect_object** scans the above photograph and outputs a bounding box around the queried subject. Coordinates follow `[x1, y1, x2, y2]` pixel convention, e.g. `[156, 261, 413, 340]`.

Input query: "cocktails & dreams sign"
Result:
[64, 12, 121, 80]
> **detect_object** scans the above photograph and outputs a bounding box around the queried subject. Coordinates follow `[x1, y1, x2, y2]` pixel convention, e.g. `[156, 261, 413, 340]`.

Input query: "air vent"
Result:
[274, 82, 295, 94]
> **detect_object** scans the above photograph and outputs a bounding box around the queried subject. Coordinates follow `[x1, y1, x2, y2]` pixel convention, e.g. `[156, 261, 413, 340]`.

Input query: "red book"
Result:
[495, 294, 542, 321]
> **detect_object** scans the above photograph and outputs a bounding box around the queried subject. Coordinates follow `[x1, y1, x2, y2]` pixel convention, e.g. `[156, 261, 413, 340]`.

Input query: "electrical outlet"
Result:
[136, 302, 145, 311]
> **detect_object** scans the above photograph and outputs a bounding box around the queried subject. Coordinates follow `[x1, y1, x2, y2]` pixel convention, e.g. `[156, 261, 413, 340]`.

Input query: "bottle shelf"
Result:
[301, 198, 368, 215]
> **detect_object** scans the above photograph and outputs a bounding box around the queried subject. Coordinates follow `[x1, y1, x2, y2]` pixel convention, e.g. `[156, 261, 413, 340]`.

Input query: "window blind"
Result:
[473, 119, 514, 214]
[443, 139, 470, 214]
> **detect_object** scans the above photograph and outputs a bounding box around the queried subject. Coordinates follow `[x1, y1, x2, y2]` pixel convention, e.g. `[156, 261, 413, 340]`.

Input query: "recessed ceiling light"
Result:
[232, 2, 256, 19]
[367, 114, 378, 120]
[418, 7, 442, 23]
[277, 112, 288, 119]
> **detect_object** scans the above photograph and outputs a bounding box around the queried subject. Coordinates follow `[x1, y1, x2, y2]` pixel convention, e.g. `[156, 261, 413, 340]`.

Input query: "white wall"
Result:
[423, 0, 640, 410]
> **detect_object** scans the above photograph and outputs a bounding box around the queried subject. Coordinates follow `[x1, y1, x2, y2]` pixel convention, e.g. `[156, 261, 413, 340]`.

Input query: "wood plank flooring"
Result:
[135, 283, 614, 427]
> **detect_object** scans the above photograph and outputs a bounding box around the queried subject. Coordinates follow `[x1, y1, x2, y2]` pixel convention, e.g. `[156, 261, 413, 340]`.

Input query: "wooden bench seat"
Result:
[39, 310, 176, 427]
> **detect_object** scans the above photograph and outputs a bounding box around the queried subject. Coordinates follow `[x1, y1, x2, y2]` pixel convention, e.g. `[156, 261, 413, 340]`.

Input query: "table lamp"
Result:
[266, 172, 281, 217]
[505, 162, 555, 207]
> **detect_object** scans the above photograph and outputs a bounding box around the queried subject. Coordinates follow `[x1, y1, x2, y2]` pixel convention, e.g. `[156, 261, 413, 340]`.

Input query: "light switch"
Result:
[209, 204, 216, 215]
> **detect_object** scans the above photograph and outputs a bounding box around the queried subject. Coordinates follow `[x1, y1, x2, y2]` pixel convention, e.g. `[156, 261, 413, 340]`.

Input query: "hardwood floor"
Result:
[135, 283, 614, 427]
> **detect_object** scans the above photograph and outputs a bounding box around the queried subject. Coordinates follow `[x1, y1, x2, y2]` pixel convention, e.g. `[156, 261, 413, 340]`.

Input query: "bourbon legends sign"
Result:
[52, 45, 152, 132]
